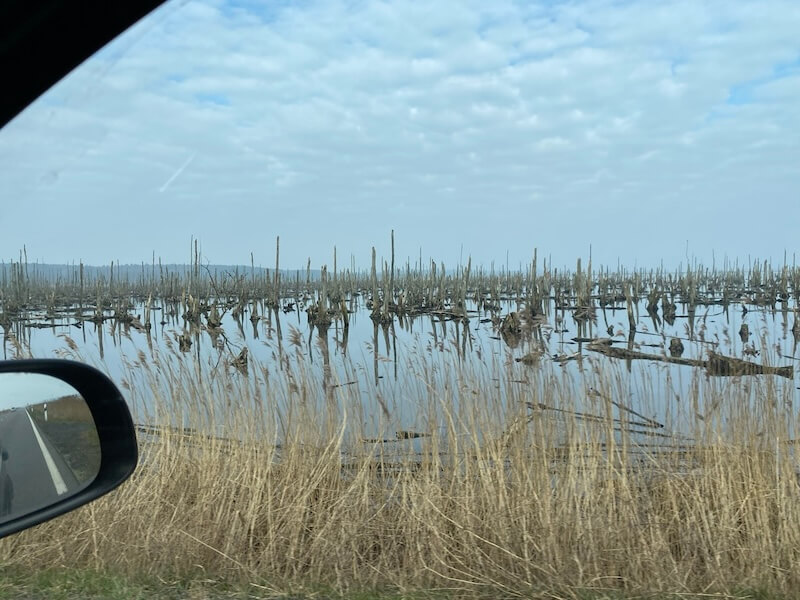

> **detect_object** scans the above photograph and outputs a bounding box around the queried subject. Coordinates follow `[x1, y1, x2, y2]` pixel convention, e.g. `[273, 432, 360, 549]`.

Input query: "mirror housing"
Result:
[0, 360, 137, 538]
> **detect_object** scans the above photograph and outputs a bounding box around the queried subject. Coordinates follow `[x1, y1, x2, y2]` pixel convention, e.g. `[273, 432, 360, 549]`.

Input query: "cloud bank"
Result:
[1, 0, 798, 269]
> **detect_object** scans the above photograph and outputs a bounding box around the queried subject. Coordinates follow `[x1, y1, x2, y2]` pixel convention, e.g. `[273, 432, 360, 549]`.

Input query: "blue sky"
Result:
[1, 0, 798, 271]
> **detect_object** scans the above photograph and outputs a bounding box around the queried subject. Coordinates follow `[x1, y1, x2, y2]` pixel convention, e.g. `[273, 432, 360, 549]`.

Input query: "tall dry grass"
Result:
[1, 336, 799, 599]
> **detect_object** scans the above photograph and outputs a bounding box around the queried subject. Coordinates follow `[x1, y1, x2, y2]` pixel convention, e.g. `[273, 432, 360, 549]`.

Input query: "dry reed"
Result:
[0, 333, 798, 599]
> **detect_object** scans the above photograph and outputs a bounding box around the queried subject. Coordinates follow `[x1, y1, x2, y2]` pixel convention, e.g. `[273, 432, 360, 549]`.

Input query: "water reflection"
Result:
[2, 290, 799, 439]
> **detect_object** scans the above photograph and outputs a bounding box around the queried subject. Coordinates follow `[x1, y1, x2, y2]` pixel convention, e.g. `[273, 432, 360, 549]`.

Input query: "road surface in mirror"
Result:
[0, 373, 100, 522]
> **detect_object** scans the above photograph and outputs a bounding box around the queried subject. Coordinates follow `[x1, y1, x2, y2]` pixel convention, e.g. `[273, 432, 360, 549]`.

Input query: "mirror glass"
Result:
[0, 373, 101, 523]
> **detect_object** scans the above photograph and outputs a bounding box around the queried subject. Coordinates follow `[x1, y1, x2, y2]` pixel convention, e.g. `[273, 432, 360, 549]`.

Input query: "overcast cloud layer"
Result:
[1, 0, 798, 270]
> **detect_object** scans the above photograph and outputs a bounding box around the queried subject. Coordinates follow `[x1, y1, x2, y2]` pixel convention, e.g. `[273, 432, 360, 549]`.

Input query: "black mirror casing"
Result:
[0, 359, 137, 538]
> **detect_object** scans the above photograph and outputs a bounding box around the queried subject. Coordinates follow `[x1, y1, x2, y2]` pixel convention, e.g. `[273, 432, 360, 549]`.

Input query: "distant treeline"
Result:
[0, 262, 323, 285]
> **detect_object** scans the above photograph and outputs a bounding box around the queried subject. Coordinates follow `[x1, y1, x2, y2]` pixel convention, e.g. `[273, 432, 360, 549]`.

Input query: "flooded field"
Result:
[5, 249, 800, 595]
[2, 248, 799, 446]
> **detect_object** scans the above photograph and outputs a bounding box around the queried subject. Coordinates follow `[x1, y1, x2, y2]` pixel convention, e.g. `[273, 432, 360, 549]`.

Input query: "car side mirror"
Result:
[0, 359, 137, 538]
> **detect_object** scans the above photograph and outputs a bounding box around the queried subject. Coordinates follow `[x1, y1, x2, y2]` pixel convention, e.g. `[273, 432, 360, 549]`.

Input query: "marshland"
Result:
[1, 241, 800, 598]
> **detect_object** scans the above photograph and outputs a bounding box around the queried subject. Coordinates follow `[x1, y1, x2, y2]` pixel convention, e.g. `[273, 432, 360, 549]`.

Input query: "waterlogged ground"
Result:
[3, 293, 800, 443]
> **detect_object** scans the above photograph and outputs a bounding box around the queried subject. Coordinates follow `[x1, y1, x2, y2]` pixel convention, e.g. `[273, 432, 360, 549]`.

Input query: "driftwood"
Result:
[360, 431, 431, 443]
[587, 342, 794, 379]
[24, 322, 59, 329]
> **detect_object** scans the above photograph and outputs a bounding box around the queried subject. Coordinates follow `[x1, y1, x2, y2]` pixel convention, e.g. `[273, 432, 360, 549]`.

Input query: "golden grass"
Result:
[1, 339, 799, 599]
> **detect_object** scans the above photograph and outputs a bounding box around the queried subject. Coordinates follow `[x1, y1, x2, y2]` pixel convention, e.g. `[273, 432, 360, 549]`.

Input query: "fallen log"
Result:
[587, 344, 794, 379]
[706, 352, 794, 378]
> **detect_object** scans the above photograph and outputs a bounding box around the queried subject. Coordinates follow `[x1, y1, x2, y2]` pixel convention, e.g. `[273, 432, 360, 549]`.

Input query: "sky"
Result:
[0, 0, 798, 272]
[0, 373, 80, 411]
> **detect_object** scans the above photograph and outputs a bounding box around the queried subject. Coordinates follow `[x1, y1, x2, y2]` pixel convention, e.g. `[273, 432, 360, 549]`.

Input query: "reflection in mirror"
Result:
[0, 373, 100, 523]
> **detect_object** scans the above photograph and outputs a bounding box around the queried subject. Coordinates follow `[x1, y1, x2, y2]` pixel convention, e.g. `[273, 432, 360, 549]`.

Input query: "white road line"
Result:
[25, 411, 68, 495]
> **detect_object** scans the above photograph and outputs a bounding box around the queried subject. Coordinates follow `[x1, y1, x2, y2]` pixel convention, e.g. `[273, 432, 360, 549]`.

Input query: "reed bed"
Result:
[2, 244, 800, 597]
[1, 331, 799, 599]
[3, 241, 800, 338]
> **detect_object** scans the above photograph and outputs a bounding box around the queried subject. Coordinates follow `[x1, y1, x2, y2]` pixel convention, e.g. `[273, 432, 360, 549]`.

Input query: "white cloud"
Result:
[658, 78, 686, 98]
[0, 0, 798, 269]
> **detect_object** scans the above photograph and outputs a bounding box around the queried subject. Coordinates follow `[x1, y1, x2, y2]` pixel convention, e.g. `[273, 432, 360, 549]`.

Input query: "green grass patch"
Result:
[0, 568, 794, 600]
